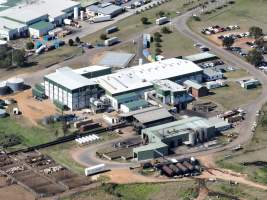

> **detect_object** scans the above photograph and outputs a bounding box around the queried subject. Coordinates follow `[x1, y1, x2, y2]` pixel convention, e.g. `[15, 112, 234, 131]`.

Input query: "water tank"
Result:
[6, 77, 24, 92]
[74, 7, 79, 20]
[80, 10, 84, 21]
[0, 81, 9, 95]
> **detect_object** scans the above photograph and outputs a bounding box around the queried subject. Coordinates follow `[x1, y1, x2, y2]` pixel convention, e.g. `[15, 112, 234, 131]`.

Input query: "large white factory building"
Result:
[44, 58, 204, 110]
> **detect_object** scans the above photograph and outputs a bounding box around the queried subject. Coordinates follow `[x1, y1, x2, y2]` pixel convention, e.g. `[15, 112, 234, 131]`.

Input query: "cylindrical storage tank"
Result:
[74, 7, 79, 20]
[0, 81, 9, 95]
[80, 11, 84, 21]
[7, 77, 24, 92]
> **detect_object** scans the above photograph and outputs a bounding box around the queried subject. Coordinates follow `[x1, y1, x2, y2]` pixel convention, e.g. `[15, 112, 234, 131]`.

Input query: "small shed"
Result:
[29, 21, 55, 37]
[183, 80, 208, 98]
[120, 99, 149, 113]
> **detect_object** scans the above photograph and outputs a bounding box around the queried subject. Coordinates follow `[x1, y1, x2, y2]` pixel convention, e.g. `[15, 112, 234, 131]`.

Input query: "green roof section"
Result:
[114, 92, 140, 102]
[184, 52, 218, 63]
[29, 21, 54, 30]
[123, 99, 149, 111]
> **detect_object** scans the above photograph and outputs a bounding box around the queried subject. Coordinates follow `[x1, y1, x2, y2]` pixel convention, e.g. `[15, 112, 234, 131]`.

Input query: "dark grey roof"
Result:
[133, 108, 173, 124]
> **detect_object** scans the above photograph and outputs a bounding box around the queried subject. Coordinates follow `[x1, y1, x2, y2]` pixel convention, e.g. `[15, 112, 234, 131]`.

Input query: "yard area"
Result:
[224, 69, 250, 79]
[200, 82, 261, 110]
[216, 104, 267, 185]
[61, 180, 198, 200]
[82, 0, 207, 44]
[188, 0, 267, 37]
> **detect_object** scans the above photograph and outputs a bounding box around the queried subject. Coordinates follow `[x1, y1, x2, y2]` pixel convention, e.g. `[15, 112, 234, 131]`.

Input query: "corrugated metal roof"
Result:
[87, 4, 122, 16]
[133, 108, 173, 124]
[133, 142, 168, 152]
[184, 52, 217, 62]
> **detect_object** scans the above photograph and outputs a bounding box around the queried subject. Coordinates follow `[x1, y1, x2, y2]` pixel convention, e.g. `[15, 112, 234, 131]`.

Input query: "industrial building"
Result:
[86, 3, 124, 18]
[44, 58, 203, 110]
[0, 0, 80, 40]
[29, 21, 55, 37]
[97, 58, 203, 109]
[44, 67, 100, 110]
[153, 79, 193, 110]
[133, 117, 216, 161]
[184, 52, 218, 64]
[183, 80, 208, 98]
[203, 68, 223, 81]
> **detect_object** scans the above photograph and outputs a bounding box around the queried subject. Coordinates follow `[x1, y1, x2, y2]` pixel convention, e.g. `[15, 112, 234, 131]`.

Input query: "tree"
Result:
[155, 42, 161, 47]
[155, 48, 162, 55]
[156, 10, 165, 17]
[161, 26, 172, 34]
[154, 37, 162, 43]
[100, 33, 107, 40]
[222, 37, 234, 49]
[75, 36, 81, 44]
[153, 32, 162, 38]
[141, 17, 149, 25]
[249, 26, 263, 39]
[12, 49, 25, 67]
[26, 42, 34, 50]
[254, 37, 265, 48]
[68, 39, 74, 46]
[246, 49, 263, 66]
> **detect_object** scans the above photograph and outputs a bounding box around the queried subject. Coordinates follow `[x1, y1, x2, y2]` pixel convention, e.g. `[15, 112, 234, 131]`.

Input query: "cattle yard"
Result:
[0, 151, 92, 198]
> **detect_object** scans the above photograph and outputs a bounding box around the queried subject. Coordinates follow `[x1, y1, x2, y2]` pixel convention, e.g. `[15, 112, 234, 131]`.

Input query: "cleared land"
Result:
[216, 104, 267, 185]
[188, 0, 267, 34]
[61, 181, 198, 200]
[200, 82, 261, 110]
[224, 69, 250, 79]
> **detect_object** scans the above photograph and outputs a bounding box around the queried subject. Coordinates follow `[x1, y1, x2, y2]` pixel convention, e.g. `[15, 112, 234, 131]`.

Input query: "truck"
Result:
[104, 37, 119, 46]
[64, 19, 72, 25]
[106, 26, 119, 34]
[156, 17, 169, 25]
[91, 15, 111, 23]
[85, 164, 106, 176]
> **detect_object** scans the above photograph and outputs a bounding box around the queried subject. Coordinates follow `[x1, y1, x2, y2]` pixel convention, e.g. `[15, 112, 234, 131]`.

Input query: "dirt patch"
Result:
[0, 184, 36, 200]
[1, 89, 58, 125]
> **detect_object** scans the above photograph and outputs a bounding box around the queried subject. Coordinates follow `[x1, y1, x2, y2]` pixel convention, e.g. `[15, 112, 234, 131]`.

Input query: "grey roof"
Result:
[0, 17, 27, 31]
[133, 108, 173, 124]
[87, 4, 123, 16]
[98, 52, 135, 68]
[45, 67, 96, 91]
[203, 68, 223, 77]
[133, 142, 168, 153]
[208, 117, 230, 130]
[183, 80, 203, 90]
[184, 52, 217, 62]
[119, 106, 160, 117]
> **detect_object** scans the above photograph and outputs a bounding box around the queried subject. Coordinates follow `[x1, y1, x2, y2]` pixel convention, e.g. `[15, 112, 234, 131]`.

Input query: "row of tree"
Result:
[0, 45, 26, 68]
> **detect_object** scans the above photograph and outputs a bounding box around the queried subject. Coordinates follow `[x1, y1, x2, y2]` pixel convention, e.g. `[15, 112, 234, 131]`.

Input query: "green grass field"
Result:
[201, 82, 261, 110]
[224, 69, 250, 79]
[188, 0, 267, 34]
[216, 104, 267, 185]
[61, 181, 198, 200]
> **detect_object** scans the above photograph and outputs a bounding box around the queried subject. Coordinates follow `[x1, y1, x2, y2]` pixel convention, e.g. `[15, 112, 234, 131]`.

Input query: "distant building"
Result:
[183, 80, 208, 98]
[86, 3, 123, 18]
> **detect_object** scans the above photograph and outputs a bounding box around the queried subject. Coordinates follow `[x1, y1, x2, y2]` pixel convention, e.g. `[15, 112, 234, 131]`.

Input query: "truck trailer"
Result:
[85, 164, 106, 176]
[156, 17, 169, 25]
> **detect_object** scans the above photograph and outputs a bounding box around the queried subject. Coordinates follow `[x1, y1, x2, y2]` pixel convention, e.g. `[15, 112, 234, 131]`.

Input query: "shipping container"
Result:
[183, 161, 194, 171]
[104, 37, 119, 46]
[80, 122, 100, 132]
[161, 165, 174, 177]
[92, 15, 111, 23]
[85, 164, 106, 176]
[169, 164, 181, 175]
[74, 119, 93, 128]
[176, 162, 188, 173]
[106, 26, 119, 34]
[156, 17, 169, 25]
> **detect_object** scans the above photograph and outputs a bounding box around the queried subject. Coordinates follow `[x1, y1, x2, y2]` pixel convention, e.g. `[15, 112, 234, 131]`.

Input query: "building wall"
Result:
[133, 145, 169, 161]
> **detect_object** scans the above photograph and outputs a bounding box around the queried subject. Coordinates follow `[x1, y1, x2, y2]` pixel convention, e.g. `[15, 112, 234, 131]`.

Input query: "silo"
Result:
[80, 10, 84, 21]
[0, 81, 9, 95]
[74, 7, 79, 20]
[7, 77, 24, 92]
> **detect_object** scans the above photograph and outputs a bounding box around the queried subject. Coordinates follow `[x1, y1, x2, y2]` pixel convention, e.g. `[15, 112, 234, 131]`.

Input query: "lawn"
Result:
[0, 117, 68, 148]
[205, 180, 267, 200]
[61, 180, 198, 200]
[82, 0, 208, 44]
[149, 28, 198, 58]
[216, 104, 267, 185]
[201, 82, 261, 110]
[188, 0, 267, 34]
[223, 69, 250, 79]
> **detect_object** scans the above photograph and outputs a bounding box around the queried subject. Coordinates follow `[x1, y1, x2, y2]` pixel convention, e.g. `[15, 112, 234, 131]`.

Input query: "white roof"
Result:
[0, 0, 80, 24]
[74, 65, 110, 75]
[153, 79, 186, 92]
[98, 58, 202, 95]
[0, 17, 27, 31]
[45, 67, 96, 91]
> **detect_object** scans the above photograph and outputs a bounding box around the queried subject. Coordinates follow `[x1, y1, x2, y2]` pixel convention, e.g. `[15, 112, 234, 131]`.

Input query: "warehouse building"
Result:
[184, 52, 218, 64]
[97, 58, 203, 109]
[0, 17, 28, 40]
[44, 67, 100, 110]
[29, 21, 55, 37]
[203, 68, 223, 81]
[133, 117, 216, 160]
[153, 79, 193, 110]
[0, 0, 80, 39]
[183, 80, 208, 98]
[86, 3, 124, 18]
